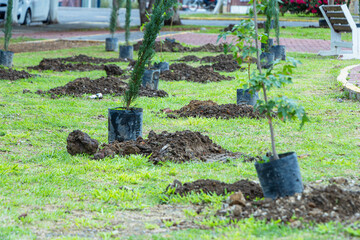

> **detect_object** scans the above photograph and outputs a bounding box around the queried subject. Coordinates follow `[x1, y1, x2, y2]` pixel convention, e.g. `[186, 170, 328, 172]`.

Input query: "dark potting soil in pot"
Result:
[164, 100, 266, 119]
[165, 179, 264, 200]
[33, 76, 168, 98]
[0, 67, 35, 80]
[28, 58, 107, 72]
[93, 130, 258, 163]
[217, 182, 360, 224]
[160, 63, 233, 83]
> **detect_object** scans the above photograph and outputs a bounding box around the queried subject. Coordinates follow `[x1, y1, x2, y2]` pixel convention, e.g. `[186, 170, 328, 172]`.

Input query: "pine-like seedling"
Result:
[123, 0, 176, 109]
[4, 0, 13, 51]
[109, 0, 123, 38]
[125, 0, 131, 46]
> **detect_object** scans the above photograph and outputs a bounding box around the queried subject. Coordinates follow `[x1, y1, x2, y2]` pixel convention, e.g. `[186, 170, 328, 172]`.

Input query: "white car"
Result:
[0, 0, 51, 25]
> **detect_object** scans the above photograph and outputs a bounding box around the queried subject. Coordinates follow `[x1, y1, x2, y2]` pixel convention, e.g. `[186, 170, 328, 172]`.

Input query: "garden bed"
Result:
[33, 76, 168, 98]
[0, 67, 35, 80]
[164, 100, 264, 119]
[90, 130, 258, 163]
[160, 63, 233, 83]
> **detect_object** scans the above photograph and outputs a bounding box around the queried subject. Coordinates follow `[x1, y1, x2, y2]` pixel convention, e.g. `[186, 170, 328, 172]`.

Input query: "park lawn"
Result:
[0, 44, 360, 239]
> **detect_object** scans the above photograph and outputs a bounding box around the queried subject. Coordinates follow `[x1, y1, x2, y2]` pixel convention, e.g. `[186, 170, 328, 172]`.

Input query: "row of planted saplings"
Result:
[108, 0, 308, 201]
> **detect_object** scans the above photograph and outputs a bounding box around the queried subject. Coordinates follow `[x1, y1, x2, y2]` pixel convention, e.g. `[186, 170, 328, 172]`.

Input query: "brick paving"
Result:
[158, 33, 332, 54]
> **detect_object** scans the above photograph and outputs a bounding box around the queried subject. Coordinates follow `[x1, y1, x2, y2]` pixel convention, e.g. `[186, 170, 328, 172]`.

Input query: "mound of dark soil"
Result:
[212, 61, 243, 72]
[59, 54, 128, 64]
[134, 40, 190, 52]
[165, 179, 263, 200]
[104, 64, 124, 76]
[200, 54, 233, 63]
[165, 100, 265, 119]
[0, 67, 35, 80]
[160, 63, 233, 83]
[28, 58, 107, 72]
[176, 55, 201, 62]
[67, 130, 99, 155]
[35, 76, 168, 98]
[94, 130, 257, 163]
[191, 43, 225, 53]
[218, 183, 360, 224]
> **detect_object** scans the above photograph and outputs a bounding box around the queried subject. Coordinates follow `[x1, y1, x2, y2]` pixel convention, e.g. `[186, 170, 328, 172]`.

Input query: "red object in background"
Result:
[61, 0, 82, 7]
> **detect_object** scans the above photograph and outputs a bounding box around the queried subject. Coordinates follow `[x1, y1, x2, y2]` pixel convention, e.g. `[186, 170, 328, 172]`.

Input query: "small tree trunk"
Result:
[253, 0, 279, 160]
[164, 6, 182, 25]
[138, 0, 156, 25]
[212, 0, 223, 13]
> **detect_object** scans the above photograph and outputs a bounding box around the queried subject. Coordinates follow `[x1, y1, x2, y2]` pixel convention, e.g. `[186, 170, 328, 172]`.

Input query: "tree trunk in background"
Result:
[138, 0, 155, 25]
[49, 0, 59, 24]
[164, 6, 182, 25]
[113, 0, 121, 27]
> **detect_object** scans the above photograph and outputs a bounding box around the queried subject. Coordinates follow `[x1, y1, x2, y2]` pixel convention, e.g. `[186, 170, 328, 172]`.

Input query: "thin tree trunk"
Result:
[164, 6, 182, 25]
[253, 0, 279, 160]
[138, 0, 156, 25]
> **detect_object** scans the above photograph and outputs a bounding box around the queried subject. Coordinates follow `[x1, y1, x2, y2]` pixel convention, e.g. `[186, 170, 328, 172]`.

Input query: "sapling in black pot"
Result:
[119, 0, 134, 59]
[251, 0, 309, 199]
[106, 0, 122, 52]
[0, 0, 14, 67]
[108, 0, 176, 143]
[218, 19, 267, 106]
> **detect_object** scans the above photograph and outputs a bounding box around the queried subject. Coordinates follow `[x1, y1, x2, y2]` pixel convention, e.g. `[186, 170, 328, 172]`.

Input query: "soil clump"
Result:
[211, 60, 242, 72]
[160, 63, 233, 83]
[191, 43, 225, 52]
[28, 58, 107, 72]
[165, 179, 263, 200]
[104, 64, 124, 76]
[218, 182, 360, 224]
[176, 55, 201, 62]
[59, 54, 128, 64]
[164, 100, 265, 119]
[93, 130, 257, 163]
[0, 67, 35, 80]
[66, 130, 99, 155]
[134, 41, 225, 53]
[200, 54, 233, 63]
[34, 76, 168, 98]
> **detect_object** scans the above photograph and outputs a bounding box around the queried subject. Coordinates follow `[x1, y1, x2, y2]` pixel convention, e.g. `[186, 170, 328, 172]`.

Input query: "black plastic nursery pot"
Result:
[119, 45, 133, 59]
[153, 62, 169, 73]
[271, 45, 286, 61]
[0, 50, 14, 67]
[105, 38, 119, 51]
[236, 88, 259, 106]
[261, 38, 274, 51]
[260, 52, 274, 69]
[108, 107, 143, 143]
[142, 69, 160, 90]
[255, 152, 304, 199]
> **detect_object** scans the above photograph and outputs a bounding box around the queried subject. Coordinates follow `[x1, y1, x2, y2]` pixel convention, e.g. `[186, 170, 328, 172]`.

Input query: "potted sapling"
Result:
[106, 0, 121, 51]
[268, 0, 286, 60]
[250, 0, 309, 199]
[0, 0, 14, 67]
[119, 0, 134, 59]
[108, 0, 176, 143]
[218, 19, 267, 106]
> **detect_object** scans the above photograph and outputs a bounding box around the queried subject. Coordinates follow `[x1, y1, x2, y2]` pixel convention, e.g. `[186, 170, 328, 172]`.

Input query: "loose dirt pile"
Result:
[33, 76, 168, 98]
[176, 55, 201, 62]
[217, 182, 360, 224]
[211, 61, 242, 72]
[59, 54, 128, 64]
[200, 54, 233, 63]
[164, 100, 265, 119]
[66, 130, 99, 155]
[165, 179, 263, 200]
[28, 58, 107, 72]
[104, 64, 124, 76]
[0, 67, 35, 80]
[93, 130, 257, 163]
[134, 41, 225, 53]
[160, 63, 233, 83]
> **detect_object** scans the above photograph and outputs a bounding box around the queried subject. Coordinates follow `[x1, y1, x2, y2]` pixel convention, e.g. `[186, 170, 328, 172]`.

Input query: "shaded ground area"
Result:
[8, 40, 102, 53]
[160, 63, 233, 83]
[90, 130, 258, 163]
[218, 182, 360, 224]
[134, 41, 225, 53]
[163, 100, 265, 119]
[0, 67, 35, 80]
[32, 76, 168, 98]
[166, 179, 263, 200]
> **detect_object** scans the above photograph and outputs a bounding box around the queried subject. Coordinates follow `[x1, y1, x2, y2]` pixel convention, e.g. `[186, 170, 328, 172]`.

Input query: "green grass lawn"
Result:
[0, 43, 359, 239]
